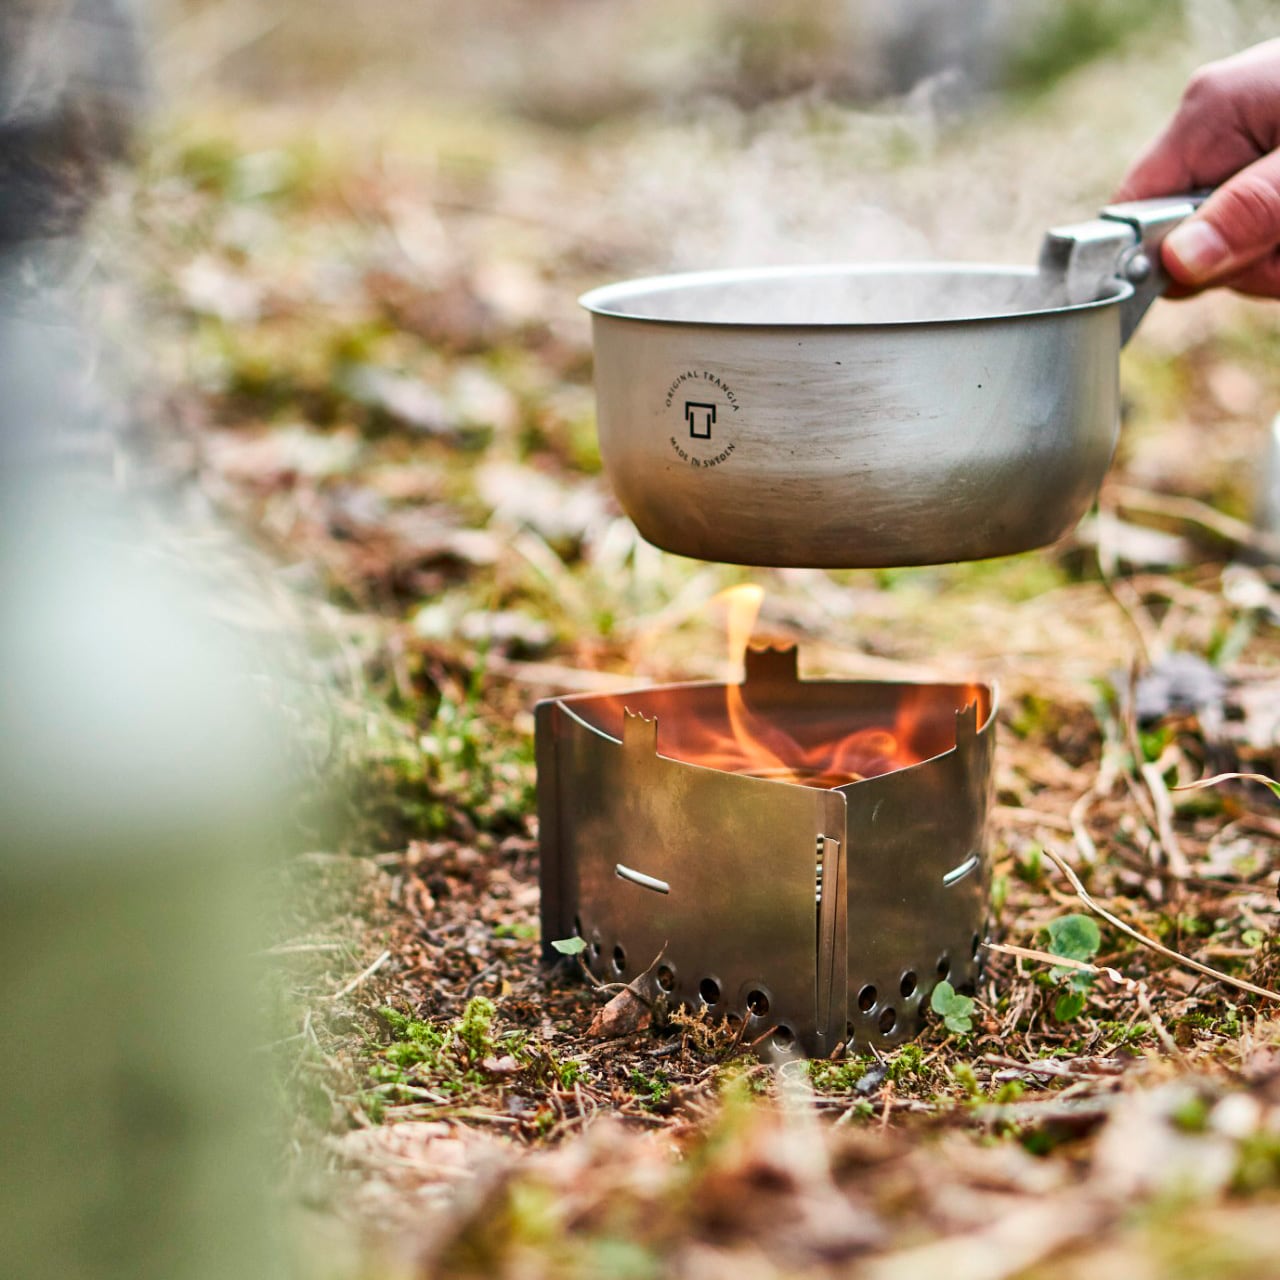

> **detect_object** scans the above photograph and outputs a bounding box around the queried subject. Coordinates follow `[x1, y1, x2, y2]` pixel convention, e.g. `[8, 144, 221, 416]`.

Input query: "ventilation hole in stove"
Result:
[612, 944, 627, 974]
[590, 933, 602, 960]
[936, 954, 951, 981]
[899, 971, 918, 999]
[656, 964, 676, 992]
[699, 977, 721, 1006]
[773, 1025, 795, 1050]
[746, 989, 770, 1017]
[857, 984, 877, 1013]
[878, 1006, 898, 1035]
[573, 915, 583, 939]
[971, 932, 982, 960]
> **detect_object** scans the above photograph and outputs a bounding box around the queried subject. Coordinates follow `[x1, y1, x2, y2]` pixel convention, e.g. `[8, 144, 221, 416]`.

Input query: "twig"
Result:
[995, 805, 1076, 835]
[982, 1054, 1127, 1081]
[1136, 983, 1185, 1060]
[1092, 525, 1156, 666]
[1038, 844, 1280, 1003]
[1140, 757, 1192, 878]
[1172, 771, 1280, 800]
[1111, 484, 1280, 557]
[259, 941, 346, 956]
[1068, 789, 1099, 864]
[982, 940, 1131, 986]
[330, 949, 391, 1001]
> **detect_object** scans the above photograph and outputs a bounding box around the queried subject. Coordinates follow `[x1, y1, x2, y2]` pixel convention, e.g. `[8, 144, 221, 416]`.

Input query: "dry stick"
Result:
[996, 805, 1077, 835]
[1038, 844, 1280, 1004]
[1092, 519, 1156, 666]
[1118, 662, 1191, 880]
[1091, 528, 1192, 880]
[1068, 790, 1099, 864]
[1140, 757, 1192, 878]
[1136, 982, 1185, 1060]
[983, 940, 1131, 987]
[1112, 484, 1280, 557]
[1173, 771, 1280, 799]
[329, 949, 391, 1001]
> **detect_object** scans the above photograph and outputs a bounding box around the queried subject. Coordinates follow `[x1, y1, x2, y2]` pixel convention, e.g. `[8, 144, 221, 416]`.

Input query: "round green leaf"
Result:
[1045, 913, 1101, 963]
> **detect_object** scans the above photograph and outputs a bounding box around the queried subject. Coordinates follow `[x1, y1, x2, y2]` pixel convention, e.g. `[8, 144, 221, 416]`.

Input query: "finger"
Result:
[1216, 246, 1280, 298]
[1112, 52, 1277, 202]
[1161, 147, 1280, 287]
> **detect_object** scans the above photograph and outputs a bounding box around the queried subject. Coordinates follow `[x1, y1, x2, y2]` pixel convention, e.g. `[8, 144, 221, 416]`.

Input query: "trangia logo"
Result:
[663, 369, 741, 470]
[684, 401, 716, 439]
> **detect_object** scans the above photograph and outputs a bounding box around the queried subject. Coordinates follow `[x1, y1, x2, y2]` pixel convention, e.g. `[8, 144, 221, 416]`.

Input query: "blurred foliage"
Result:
[1002, 0, 1173, 95]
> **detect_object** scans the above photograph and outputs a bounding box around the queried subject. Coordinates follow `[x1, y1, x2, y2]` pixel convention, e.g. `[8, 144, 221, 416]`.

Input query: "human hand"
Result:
[1114, 39, 1280, 297]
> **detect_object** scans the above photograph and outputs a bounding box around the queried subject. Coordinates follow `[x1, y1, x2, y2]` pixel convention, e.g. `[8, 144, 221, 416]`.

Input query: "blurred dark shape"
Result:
[1134, 653, 1228, 727]
[858, 0, 996, 99]
[0, 0, 144, 244]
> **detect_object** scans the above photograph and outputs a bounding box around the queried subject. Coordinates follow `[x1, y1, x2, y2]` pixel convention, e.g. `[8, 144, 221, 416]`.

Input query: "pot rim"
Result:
[579, 261, 1133, 330]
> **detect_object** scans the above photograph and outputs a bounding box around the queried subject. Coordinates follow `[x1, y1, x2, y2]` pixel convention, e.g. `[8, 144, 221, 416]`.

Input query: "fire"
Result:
[671, 584, 922, 788]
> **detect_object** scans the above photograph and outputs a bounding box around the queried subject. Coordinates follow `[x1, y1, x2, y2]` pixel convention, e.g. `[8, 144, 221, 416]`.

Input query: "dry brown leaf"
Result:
[587, 985, 651, 1038]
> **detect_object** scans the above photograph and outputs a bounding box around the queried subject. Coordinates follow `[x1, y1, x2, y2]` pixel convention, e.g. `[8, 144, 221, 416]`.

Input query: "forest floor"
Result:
[113, 17, 1280, 1278]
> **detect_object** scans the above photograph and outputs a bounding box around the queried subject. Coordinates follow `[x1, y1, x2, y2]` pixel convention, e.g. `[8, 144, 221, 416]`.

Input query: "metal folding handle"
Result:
[1039, 192, 1209, 344]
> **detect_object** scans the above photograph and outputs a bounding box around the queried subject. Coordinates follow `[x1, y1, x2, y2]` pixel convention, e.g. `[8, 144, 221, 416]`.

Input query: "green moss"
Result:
[1171, 1094, 1212, 1134]
[457, 996, 497, 1063]
[808, 1057, 869, 1093]
[886, 1043, 926, 1085]
[629, 1069, 672, 1109]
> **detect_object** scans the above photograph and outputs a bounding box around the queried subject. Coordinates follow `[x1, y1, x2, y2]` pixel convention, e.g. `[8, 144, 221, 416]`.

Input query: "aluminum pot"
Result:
[580, 196, 1202, 568]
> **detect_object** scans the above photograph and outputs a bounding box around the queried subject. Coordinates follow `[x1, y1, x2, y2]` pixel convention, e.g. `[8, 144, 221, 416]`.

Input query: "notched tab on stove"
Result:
[954, 698, 980, 745]
[744, 643, 798, 687]
[621, 707, 658, 754]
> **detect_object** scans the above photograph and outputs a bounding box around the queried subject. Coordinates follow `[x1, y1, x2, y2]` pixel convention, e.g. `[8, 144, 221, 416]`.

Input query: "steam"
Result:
[585, 3, 1277, 314]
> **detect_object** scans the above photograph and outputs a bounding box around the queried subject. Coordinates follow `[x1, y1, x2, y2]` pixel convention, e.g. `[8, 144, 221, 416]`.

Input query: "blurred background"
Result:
[5, 2, 1280, 1278]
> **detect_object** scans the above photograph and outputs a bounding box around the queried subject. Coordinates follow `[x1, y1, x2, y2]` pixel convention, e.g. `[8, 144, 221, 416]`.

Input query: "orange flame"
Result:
[683, 584, 919, 787]
[593, 588, 986, 789]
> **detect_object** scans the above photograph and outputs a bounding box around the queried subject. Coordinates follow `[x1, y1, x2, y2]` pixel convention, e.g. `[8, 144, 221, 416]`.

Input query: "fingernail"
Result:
[1163, 220, 1229, 282]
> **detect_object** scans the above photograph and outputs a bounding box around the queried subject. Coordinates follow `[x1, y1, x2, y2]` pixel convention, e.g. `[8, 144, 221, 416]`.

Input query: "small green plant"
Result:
[808, 1058, 869, 1092]
[551, 936, 587, 956]
[931, 980, 976, 1035]
[1014, 845, 1044, 886]
[885, 1042, 926, 1083]
[555, 1058, 585, 1088]
[951, 1061, 981, 1098]
[993, 1079, 1025, 1105]
[1171, 1094, 1211, 1134]
[457, 996, 497, 1063]
[1053, 991, 1087, 1022]
[1234, 1131, 1280, 1193]
[1043, 913, 1102, 1022]
[629, 1069, 671, 1108]
[493, 922, 538, 941]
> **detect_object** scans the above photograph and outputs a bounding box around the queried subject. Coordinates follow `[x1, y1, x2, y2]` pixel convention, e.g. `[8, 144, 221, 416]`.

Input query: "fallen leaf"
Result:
[588, 986, 651, 1038]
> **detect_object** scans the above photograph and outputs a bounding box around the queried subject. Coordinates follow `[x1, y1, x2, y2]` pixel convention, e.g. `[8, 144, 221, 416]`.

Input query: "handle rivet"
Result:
[1124, 251, 1153, 284]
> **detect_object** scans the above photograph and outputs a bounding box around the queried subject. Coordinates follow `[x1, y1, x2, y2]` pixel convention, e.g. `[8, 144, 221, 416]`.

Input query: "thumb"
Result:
[1162, 149, 1280, 287]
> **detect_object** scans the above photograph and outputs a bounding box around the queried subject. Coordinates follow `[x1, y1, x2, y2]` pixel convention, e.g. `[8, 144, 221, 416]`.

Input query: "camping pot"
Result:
[580, 195, 1204, 568]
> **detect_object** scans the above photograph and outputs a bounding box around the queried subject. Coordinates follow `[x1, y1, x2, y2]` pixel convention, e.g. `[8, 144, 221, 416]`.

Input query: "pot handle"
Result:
[1039, 193, 1209, 345]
